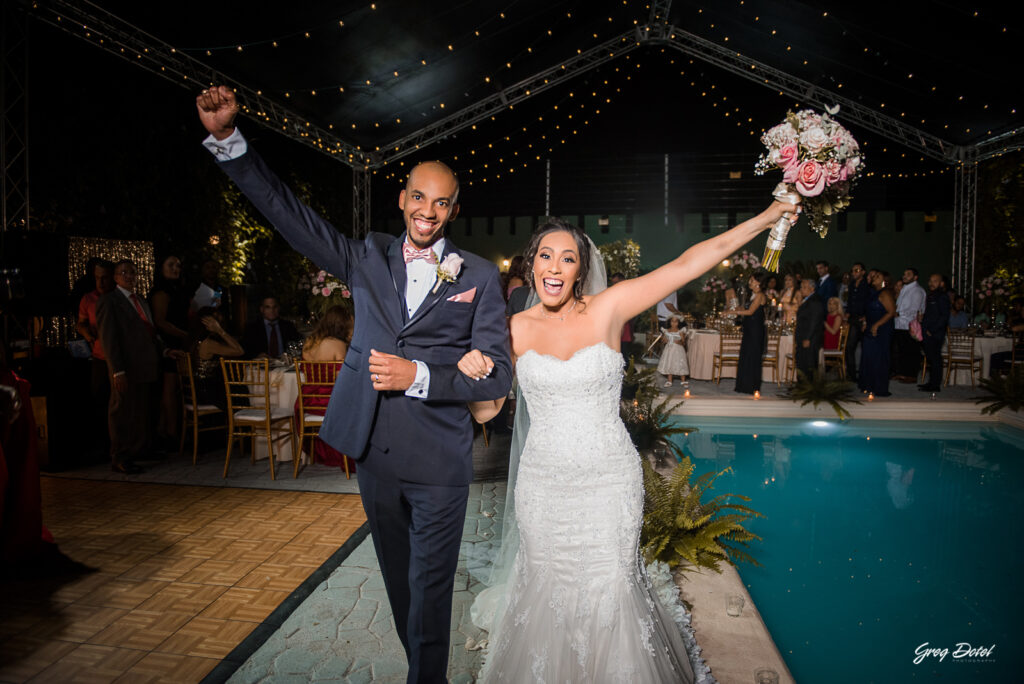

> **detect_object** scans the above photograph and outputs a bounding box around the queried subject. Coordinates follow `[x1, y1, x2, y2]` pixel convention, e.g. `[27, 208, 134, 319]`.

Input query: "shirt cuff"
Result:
[202, 127, 247, 161]
[405, 360, 430, 399]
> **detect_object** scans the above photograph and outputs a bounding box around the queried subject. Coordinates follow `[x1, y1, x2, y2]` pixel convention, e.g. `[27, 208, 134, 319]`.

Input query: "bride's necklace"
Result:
[540, 299, 577, 321]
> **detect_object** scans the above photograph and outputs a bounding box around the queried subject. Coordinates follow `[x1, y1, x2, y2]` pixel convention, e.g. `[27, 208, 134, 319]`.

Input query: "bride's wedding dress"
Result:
[478, 342, 696, 683]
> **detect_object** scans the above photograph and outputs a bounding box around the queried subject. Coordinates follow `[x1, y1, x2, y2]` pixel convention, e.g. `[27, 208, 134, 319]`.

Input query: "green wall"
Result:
[386, 209, 954, 293]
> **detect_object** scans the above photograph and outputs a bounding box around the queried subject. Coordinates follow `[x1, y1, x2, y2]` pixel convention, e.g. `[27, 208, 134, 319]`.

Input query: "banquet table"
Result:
[943, 334, 1013, 385]
[685, 329, 796, 383]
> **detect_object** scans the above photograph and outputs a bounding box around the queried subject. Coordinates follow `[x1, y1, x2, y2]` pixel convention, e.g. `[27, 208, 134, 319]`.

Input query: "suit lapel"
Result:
[402, 240, 459, 332]
[386, 237, 410, 325]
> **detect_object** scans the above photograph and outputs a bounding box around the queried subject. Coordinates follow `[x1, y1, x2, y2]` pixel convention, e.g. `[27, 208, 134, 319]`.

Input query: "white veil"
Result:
[469, 233, 608, 634]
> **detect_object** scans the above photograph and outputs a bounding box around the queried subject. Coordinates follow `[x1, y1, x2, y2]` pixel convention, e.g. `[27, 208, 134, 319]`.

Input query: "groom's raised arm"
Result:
[427, 267, 512, 402]
[196, 86, 362, 279]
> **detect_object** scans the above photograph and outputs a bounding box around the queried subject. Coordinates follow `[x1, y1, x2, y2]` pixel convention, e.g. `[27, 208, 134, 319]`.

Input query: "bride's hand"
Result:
[765, 199, 801, 225]
[458, 349, 494, 381]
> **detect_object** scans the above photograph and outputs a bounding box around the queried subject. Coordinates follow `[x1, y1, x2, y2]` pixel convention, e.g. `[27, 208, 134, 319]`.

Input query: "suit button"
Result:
[397, 340, 406, 348]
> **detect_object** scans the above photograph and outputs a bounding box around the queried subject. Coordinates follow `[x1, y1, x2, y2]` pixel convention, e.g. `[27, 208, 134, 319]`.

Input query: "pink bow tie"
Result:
[403, 243, 438, 264]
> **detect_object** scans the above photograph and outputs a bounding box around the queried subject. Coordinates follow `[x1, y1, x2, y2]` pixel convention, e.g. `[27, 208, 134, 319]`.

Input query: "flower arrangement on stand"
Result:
[975, 272, 1021, 321]
[307, 269, 352, 320]
[729, 250, 762, 276]
[697, 275, 729, 316]
[598, 239, 642, 279]
[755, 107, 865, 270]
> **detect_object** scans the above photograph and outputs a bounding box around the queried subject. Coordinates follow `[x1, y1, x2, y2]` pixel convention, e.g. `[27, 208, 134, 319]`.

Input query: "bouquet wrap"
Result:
[762, 184, 803, 272]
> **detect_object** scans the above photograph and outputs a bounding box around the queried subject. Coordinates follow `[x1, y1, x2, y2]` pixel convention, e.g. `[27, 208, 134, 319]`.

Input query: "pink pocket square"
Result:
[446, 287, 477, 303]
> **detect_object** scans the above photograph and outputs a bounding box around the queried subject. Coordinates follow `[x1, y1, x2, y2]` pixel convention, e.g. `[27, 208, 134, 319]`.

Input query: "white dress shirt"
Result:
[895, 280, 926, 330]
[203, 127, 433, 400]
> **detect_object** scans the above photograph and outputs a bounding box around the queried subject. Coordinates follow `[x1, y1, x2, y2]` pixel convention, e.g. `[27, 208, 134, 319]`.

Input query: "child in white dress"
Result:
[657, 316, 689, 386]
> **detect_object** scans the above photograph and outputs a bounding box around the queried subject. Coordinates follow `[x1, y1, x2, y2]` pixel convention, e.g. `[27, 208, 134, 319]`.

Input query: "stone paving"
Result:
[226, 482, 505, 683]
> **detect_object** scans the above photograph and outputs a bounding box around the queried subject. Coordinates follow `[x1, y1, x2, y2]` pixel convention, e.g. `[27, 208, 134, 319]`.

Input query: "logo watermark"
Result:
[913, 642, 996, 665]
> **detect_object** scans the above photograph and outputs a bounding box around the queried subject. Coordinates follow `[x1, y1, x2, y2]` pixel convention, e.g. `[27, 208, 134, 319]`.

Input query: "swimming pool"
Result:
[668, 416, 1023, 684]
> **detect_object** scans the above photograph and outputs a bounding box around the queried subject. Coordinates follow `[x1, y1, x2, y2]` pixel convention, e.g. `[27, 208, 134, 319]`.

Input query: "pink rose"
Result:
[986, 290, 992, 296]
[824, 160, 843, 184]
[845, 156, 861, 176]
[795, 160, 826, 197]
[321, 287, 331, 296]
[800, 127, 831, 154]
[771, 144, 800, 171]
[317, 272, 326, 282]
[342, 289, 351, 298]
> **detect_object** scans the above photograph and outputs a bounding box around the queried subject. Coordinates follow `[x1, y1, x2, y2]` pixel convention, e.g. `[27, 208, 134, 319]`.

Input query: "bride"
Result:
[457, 201, 797, 682]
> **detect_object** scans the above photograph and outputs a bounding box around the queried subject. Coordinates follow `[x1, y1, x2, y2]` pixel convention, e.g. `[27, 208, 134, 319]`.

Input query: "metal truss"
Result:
[28, 0, 373, 168]
[375, 30, 641, 167]
[352, 168, 372, 239]
[2, 1, 30, 236]
[658, 28, 959, 164]
[952, 162, 978, 307]
[963, 127, 1024, 163]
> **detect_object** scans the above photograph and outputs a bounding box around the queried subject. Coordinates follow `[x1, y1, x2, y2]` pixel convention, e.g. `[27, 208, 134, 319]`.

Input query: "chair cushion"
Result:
[186, 404, 220, 413]
[302, 415, 325, 424]
[234, 407, 294, 421]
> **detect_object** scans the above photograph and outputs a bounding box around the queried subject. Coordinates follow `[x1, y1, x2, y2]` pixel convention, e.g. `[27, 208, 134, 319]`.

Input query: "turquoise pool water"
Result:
[668, 417, 1023, 684]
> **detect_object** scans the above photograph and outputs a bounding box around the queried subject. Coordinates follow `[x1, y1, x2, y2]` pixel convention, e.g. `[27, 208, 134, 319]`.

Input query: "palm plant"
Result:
[640, 455, 763, 572]
[784, 369, 862, 420]
[973, 367, 1024, 415]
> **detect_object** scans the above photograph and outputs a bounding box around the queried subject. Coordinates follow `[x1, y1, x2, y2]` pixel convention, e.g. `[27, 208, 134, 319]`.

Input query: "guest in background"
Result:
[75, 259, 115, 458]
[503, 255, 526, 300]
[893, 267, 926, 383]
[780, 273, 800, 324]
[764, 275, 780, 305]
[70, 257, 104, 316]
[149, 255, 190, 446]
[816, 260, 839, 303]
[845, 262, 871, 381]
[302, 305, 352, 362]
[97, 260, 164, 474]
[241, 296, 302, 358]
[838, 272, 850, 310]
[859, 270, 897, 397]
[656, 316, 689, 387]
[189, 307, 243, 410]
[948, 295, 969, 329]
[724, 277, 742, 318]
[730, 270, 769, 394]
[610, 273, 636, 363]
[191, 258, 227, 314]
[919, 274, 951, 392]
[824, 296, 843, 350]
[297, 305, 354, 470]
[656, 289, 681, 326]
[794, 277, 825, 379]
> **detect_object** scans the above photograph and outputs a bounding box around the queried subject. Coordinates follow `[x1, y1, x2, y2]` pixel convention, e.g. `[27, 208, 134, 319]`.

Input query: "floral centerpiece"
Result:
[308, 269, 352, 319]
[697, 275, 729, 316]
[729, 250, 761, 276]
[598, 239, 642, 279]
[755, 107, 865, 271]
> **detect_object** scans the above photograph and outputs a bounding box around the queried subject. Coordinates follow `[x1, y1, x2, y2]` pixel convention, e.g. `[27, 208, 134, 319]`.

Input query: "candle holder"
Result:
[754, 668, 780, 684]
[726, 594, 745, 617]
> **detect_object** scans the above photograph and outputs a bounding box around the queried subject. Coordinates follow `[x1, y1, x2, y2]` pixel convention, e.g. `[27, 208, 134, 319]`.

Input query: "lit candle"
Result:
[868, 392, 874, 401]
[684, 389, 691, 398]
[754, 390, 761, 399]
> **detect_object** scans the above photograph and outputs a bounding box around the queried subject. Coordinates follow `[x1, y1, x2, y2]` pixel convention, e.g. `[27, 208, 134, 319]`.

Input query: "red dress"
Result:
[824, 313, 842, 350]
[293, 361, 355, 472]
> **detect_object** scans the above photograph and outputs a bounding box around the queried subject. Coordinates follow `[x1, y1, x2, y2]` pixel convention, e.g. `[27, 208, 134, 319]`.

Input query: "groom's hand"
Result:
[196, 85, 239, 141]
[368, 349, 416, 391]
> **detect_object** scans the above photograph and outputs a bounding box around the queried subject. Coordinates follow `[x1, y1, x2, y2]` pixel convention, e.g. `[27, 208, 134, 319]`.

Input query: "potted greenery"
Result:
[783, 369, 862, 420]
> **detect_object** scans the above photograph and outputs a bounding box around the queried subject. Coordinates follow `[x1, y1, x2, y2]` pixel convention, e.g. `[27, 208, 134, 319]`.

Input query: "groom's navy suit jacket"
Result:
[218, 149, 512, 486]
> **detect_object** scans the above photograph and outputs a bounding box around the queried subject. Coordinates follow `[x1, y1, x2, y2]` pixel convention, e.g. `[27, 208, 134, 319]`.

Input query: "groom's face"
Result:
[399, 162, 460, 249]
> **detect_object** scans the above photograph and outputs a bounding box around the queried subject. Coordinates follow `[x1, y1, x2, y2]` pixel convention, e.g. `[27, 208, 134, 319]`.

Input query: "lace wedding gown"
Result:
[479, 342, 696, 683]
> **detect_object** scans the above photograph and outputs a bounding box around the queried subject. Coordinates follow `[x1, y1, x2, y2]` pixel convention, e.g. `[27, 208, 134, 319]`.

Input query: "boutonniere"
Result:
[433, 253, 464, 293]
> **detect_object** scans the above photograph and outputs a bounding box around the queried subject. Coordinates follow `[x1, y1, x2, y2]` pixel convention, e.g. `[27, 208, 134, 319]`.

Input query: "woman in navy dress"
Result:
[858, 270, 897, 397]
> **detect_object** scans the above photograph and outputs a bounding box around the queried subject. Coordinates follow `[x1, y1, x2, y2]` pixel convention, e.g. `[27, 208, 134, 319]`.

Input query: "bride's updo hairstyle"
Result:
[523, 217, 592, 304]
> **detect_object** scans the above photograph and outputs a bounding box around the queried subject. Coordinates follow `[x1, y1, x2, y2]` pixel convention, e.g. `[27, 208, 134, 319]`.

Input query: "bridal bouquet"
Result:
[754, 107, 865, 271]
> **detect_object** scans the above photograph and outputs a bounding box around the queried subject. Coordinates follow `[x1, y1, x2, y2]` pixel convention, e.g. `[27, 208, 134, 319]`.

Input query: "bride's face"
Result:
[532, 230, 580, 308]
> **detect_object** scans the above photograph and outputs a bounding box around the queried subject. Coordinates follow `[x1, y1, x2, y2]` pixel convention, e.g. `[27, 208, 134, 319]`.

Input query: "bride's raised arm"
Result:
[599, 200, 798, 323]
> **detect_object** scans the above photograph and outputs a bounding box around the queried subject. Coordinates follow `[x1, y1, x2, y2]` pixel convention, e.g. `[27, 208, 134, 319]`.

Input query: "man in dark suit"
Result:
[844, 262, 871, 381]
[795, 277, 826, 378]
[241, 296, 302, 358]
[96, 260, 162, 474]
[197, 86, 511, 683]
[815, 260, 839, 303]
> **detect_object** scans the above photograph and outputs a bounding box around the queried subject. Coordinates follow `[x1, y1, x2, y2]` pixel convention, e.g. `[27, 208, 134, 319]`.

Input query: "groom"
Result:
[196, 87, 512, 682]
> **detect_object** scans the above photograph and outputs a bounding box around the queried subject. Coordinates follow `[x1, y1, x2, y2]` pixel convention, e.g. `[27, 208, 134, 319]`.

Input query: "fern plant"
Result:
[784, 370, 862, 420]
[621, 358, 690, 450]
[974, 367, 1024, 414]
[640, 455, 763, 572]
